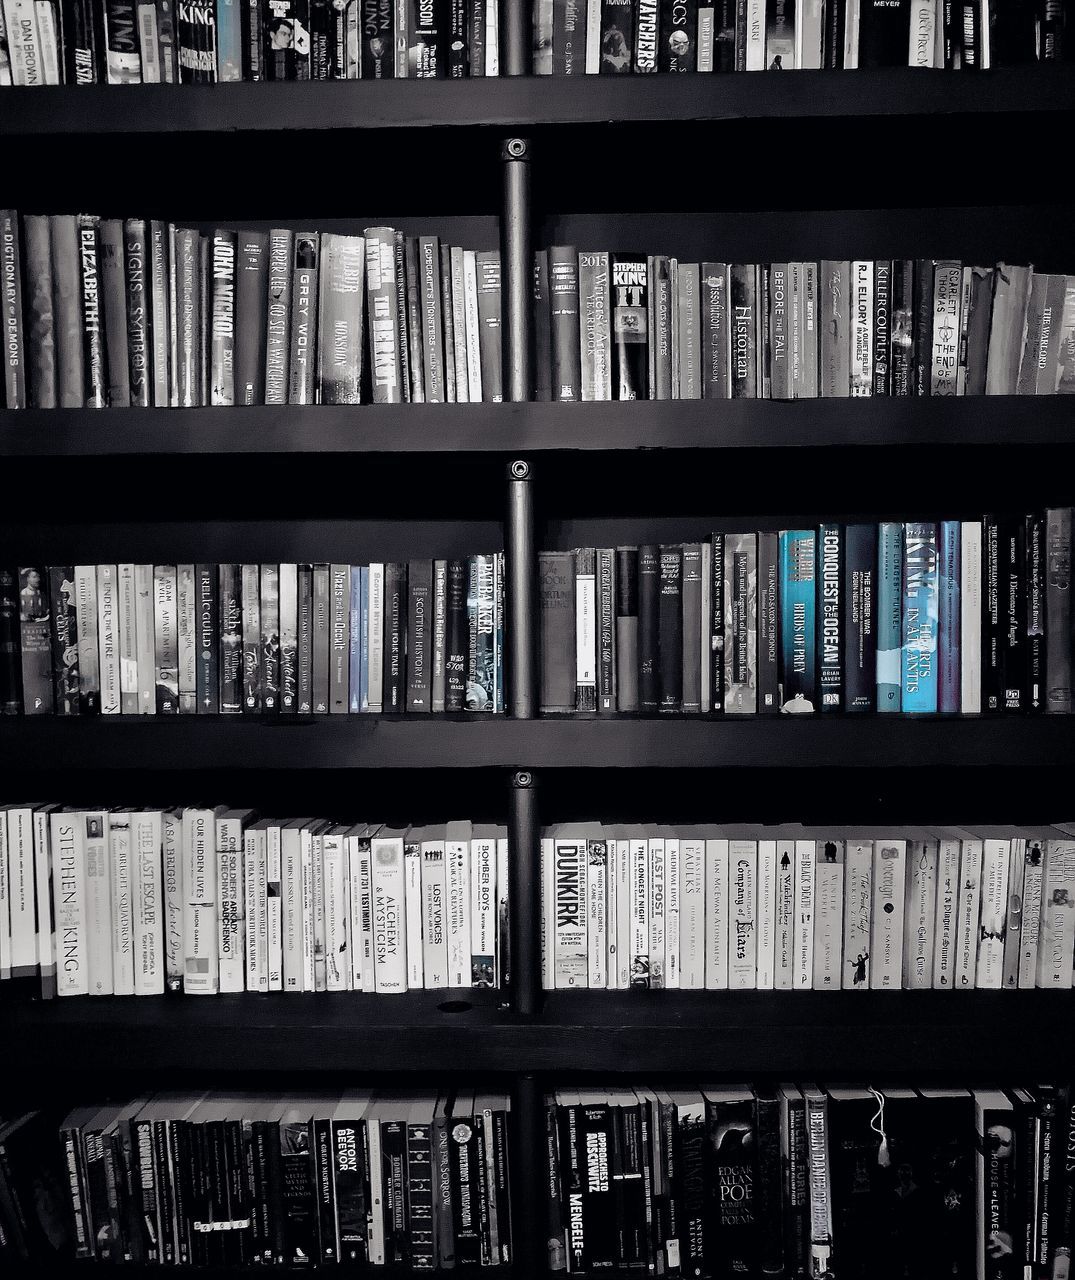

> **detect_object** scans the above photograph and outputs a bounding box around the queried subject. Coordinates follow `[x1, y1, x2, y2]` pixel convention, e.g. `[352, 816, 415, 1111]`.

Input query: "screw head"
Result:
[505, 137, 527, 159]
[511, 459, 530, 480]
[514, 770, 533, 788]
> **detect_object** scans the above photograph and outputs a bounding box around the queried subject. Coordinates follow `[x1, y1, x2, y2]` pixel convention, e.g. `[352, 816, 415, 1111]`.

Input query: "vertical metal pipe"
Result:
[508, 769, 541, 1017]
[500, 0, 532, 76]
[511, 1073, 546, 1275]
[500, 137, 533, 405]
[507, 461, 537, 720]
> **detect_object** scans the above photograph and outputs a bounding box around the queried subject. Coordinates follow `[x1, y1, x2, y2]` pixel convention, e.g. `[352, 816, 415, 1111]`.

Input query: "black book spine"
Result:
[407, 559, 433, 712]
[754, 1093, 784, 1277]
[1, 211, 26, 411]
[361, 0, 394, 75]
[872, 260, 891, 394]
[612, 255, 649, 400]
[638, 544, 660, 713]
[383, 562, 408, 714]
[817, 523, 842, 712]
[710, 534, 725, 713]
[296, 563, 314, 714]
[492, 1109, 511, 1263]
[823, 0, 844, 64]
[444, 558, 467, 713]
[600, 0, 634, 68]
[532, 250, 552, 401]
[407, 1120, 436, 1268]
[984, 515, 1003, 712]
[730, 265, 757, 399]
[681, 543, 702, 714]
[1027, 513, 1046, 713]
[381, 1119, 409, 1265]
[912, 259, 934, 395]
[263, 1119, 286, 1265]
[332, 1120, 367, 1264]
[124, 219, 150, 407]
[241, 564, 261, 712]
[48, 565, 80, 715]
[279, 564, 298, 714]
[195, 564, 219, 713]
[1002, 518, 1026, 713]
[549, 246, 581, 402]
[312, 563, 331, 714]
[1046, 508, 1073, 713]
[843, 524, 877, 712]
[449, 1114, 481, 1265]
[597, 548, 617, 713]
[131, 1120, 158, 1264]
[615, 547, 639, 714]
[0, 568, 21, 714]
[889, 258, 914, 396]
[659, 0, 697, 67]
[235, 230, 269, 406]
[635, 0, 659, 67]
[311, 1117, 336, 1264]
[279, 1119, 317, 1266]
[705, 1096, 756, 1278]
[579, 1104, 617, 1266]
[60, 0, 99, 79]
[657, 545, 683, 714]
[78, 215, 108, 408]
[757, 532, 780, 715]
[154, 1121, 175, 1266]
[218, 564, 243, 714]
[701, 264, 730, 399]
[18, 566, 53, 715]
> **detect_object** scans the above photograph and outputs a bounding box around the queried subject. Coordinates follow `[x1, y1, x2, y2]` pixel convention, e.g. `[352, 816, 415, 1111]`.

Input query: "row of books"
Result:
[0, 558, 506, 717]
[0, 804, 509, 998]
[0, 0, 500, 85]
[538, 514, 1075, 716]
[0, 1089, 512, 1268]
[0, 213, 505, 410]
[540, 823, 1075, 991]
[533, 0, 1070, 73]
[546, 1082, 1063, 1279]
[534, 253, 1075, 401]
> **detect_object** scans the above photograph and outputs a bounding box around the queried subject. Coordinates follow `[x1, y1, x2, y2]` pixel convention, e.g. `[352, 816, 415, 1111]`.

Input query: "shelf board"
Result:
[4, 990, 1070, 1076]
[0, 396, 1073, 457]
[4, 67, 1075, 135]
[0, 713, 1072, 769]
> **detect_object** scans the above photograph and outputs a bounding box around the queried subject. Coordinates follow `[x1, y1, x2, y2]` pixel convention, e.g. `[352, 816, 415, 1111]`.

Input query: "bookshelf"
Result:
[4, 8, 1075, 1274]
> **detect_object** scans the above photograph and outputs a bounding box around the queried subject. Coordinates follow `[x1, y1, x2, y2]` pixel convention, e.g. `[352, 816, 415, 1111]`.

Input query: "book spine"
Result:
[938, 520, 961, 714]
[1027, 512, 1046, 713]
[724, 533, 757, 714]
[817, 523, 842, 712]
[818, 260, 850, 397]
[657, 544, 683, 713]
[1046, 508, 1073, 713]
[877, 522, 903, 712]
[549, 246, 581, 402]
[930, 260, 962, 395]
[287, 230, 319, 405]
[76, 215, 108, 407]
[264, 228, 292, 404]
[579, 250, 612, 401]
[869, 838, 906, 989]
[365, 228, 404, 403]
[612, 254, 649, 400]
[779, 530, 816, 713]
[701, 263, 730, 398]
[175, 564, 197, 714]
[849, 259, 873, 397]
[901, 521, 939, 714]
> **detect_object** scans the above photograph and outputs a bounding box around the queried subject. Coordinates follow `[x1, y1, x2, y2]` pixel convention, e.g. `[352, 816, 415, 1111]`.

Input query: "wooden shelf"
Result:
[0, 396, 1072, 457]
[0, 713, 1073, 770]
[4, 67, 1075, 136]
[4, 989, 1070, 1076]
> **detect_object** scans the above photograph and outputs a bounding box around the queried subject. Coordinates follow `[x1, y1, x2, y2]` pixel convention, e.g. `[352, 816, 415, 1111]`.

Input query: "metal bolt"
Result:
[514, 770, 533, 788]
[505, 137, 527, 159]
[511, 459, 530, 480]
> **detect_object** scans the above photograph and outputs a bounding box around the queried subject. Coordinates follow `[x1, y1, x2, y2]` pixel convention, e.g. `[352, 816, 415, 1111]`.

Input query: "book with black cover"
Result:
[611, 255, 648, 400]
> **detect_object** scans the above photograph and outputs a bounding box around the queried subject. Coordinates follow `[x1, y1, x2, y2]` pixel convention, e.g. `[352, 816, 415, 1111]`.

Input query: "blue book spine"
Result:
[902, 522, 939, 714]
[349, 567, 363, 713]
[216, 0, 243, 80]
[359, 565, 370, 713]
[778, 530, 816, 713]
[877, 523, 904, 712]
[938, 521, 961, 713]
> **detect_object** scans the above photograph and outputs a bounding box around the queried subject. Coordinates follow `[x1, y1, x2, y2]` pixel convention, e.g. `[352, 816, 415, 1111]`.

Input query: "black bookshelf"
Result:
[2, 396, 1075, 457]
[4, 66, 1075, 135]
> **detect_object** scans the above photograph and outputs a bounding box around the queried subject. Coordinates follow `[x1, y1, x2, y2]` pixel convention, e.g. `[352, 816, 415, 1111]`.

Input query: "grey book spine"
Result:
[615, 547, 639, 712]
[819, 259, 851, 397]
[23, 214, 57, 408]
[420, 235, 446, 403]
[539, 550, 576, 714]
[701, 262, 730, 398]
[677, 261, 701, 400]
[287, 231, 320, 405]
[124, 218, 150, 407]
[312, 563, 331, 714]
[475, 250, 503, 403]
[51, 215, 85, 408]
[99, 218, 131, 407]
[596, 548, 616, 713]
[681, 543, 702, 712]
[1046, 507, 1072, 713]
[329, 563, 350, 713]
[431, 559, 448, 713]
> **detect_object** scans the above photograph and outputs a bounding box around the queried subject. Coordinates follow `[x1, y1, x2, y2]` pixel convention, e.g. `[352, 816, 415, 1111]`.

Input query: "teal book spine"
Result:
[877, 522, 904, 712]
[778, 529, 816, 713]
[902, 522, 939, 714]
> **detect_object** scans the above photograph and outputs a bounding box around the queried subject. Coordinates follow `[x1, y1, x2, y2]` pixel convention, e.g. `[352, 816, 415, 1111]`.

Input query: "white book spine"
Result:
[357, 838, 376, 992]
[843, 0, 860, 66]
[0, 816, 11, 982]
[130, 812, 164, 995]
[118, 564, 139, 714]
[793, 840, 815, 990]
[960, 522, 982, 713]
[1018, 838, 1044, 989]
[586, 836, 608, 990]
[311, 831, 326, 992]
[85, 812, 114, 995]
[842, 841, 872, 990]
[932, 838, 961, 989]
[32, 810, 56, 996]
[463, 250, 483, 402]
[324, 832, 350, 991]
[903, 841, 938, 990]
[450, 247, 470, 403]
[1003, 840, 1026, 990]
[977, 839, 1011, 989]
[243, 831, 262, 993]
[1036, 840, 1075, 987]
[75, 565, 100, 703]
[134, 564, 156, 714]
[812, 843, 844, 990]
[729, 841, 757, 989]
[162, 810, 182, 991]
[869, 839, 906, 989]
[109, 815, 136, 996]
[404, 838, 424, 990]
[704, 838, 728, 990]
[421, 840, 448, 989]
[367, 563, 385, 713]
[471, 833, 496, 987]
[50, 811, 89, 996]
[955, 839, 983, 988]
[756, 839, 777, 990]
[346, 836, 365, 991]
[217, 816, 245, 993]
[7, 809, 36, 978]
[649, 836, 666, 988]
[266, 825, 283, 991]
[614, 837, 632, 990]
[604, 834, 617, 989]
[372, 834, 407, 993]
[97, 565, 121, 714]
[665, 836, 681, 989]
[281, 828, 304, 992]
[301, 830, 316, 992]
[908, 0, 934, 63]
[540, 835, 553, 989]
[176, 564, 197, 712]
[679, 836, 706, 989]
[182, 809, 217, 995]
[697, 6, 714, 69]
[584, 0, 600, 72]
[575, 563, 596, 705]
[495, 833, 508, 990]
[4, 0, 43, 85]
[775, 840, 796, 989]
[446, 834, 472, 988]
[745, 0, 766, 67]
[553, 835, 588, 988]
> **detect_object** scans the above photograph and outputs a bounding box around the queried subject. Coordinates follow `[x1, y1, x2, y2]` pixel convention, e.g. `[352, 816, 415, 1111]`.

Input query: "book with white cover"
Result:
[322, 825, 350, 991]
[280, 817, 311, 992]
[842, 838, 872, 990]
[161, 808, 182, 991]
[127, 810, 163, 996]
[118, 563, 139, 713]
[756, 837, 778, 989]
[1018, 832, 1046, 989]
[445, 819, 473, 988]
[794, 839, 816, 990]
[32, 805, 59, 998]
[954, 833, 983, 988]
[84, 809, 114, 995]
[812, 837, 844, 990]
[243, 818, 271, 993]
[648, 827, 666, 989]
[1001, 838, 1026, 989]
[679, 826, 707, 989]
[976, 830, 1012, 989]
[586, 828, 608, 990]
[931, 834, 961, 989]
[902, 835, 938, 990]
[869, 836, 906, 989]
[182, 806, 225, 995]
[630, 828, 650, 988]
[344, 824, 377, 992]
[775, 837, 796, 989]
[1036, 831, 1075, 987]
[603, 827, 619, 989]
[266, 819, 285, 991]
[540, 828, 554, 989]
[664, 828, 681, 989]
[96, 564, 121, 714]
[108, 810, 136, 996]
[1, 805, 37, 981]
[371, 827, 407, 993]
[217, 808, 253, 994]
[471, 824, 498, 988]
[134, 563, 156, 713]
[421, 825, 449, 989]
[703, 829, 728, 990]
[50, 809, 89, 996]
[729, 836, 757, 990]
[403, 827, 424, 990]
[551, 823, 588, 989]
